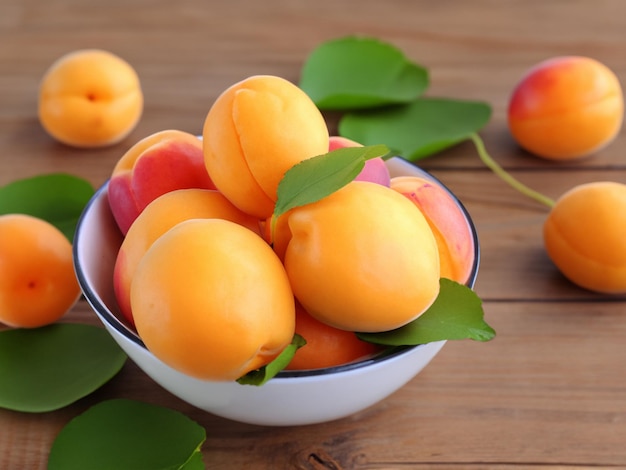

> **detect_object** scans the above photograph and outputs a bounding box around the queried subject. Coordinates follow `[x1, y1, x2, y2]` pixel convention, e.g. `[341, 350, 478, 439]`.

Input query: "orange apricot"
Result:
[390, 175, 475, 284]
[113, 188, 262, 326]
[38, 49, 143, 148]
[202, 75, 329, 218]
[0, 214, 80, 328]
[543, 181, 626, 294]
[268, 141, 392, 263]
[508, 56, 623, 160]
[285, 302, 381, 371]
[130, 218, 295, 381]
[283, 181, 440, 333]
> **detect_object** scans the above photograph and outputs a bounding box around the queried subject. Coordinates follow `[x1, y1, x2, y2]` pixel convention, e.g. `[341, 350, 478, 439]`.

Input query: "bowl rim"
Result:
[73, 156, 480, 379]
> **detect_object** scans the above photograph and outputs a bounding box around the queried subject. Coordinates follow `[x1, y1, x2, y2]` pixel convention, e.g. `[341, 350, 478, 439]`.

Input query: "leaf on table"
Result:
[0, 323, 127, 413]
[47, 398, 207, 470]
[357, 278, 496, 346]
[273, 144, 390, 219]
[338, 97, 492, 160]
[299, 35, 429, 110]
[0, 173, 94, 242]
[237, 334, 306, 386]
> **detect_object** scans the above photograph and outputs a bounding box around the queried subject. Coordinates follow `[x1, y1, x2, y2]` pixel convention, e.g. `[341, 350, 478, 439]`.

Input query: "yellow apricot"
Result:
[508, 56, 623, 160]
[131, 218, 295, 381]
[202, 75, 329, 218]
[283, 181, 440, 333]
[543, 181, 626, 293]
[38, 49, 143, 148]
[113, 188, 262, 326]
[0, 214, 80, 328]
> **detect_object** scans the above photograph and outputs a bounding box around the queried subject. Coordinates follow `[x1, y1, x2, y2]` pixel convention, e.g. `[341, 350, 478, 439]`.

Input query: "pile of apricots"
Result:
[6, 48, 621, 373]
[107, 75, 476, 381]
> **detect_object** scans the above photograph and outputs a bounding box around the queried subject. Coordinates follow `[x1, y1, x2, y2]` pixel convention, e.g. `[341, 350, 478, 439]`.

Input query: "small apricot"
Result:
[202, 75, 329, 218]
[113, 188, 262, 326]
[285, 302, 381, 371]
[108, 130, 216, 235]
[508, 56, 623, 160]
[38, 49, 143, 148]
[131, 218, 295, 381]
[0, 214, 80, 328]
[283, 181, 440, 333]
[390, 175, 475, 284]
[543, 181, 626, 294]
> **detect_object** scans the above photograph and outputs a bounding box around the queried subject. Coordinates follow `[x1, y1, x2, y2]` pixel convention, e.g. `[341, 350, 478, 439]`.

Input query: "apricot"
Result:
[543, 181, 626, 294]
[108, 130, 216, 235]
[508, 56, 623, 160]
[38, 49, 143, 148]
[202, 75, 329, 218]
[285, 302, 381, 371]
[0, 214, 80, 328]
[390, 175, 475, 284]
[130, 218, 295, 381]
[267, 139, 390, 261]
[328, 135, 390, 186]
[283, 181, 440, 333]
[328, 136, 360, 151]
[113, 188, 262, 326]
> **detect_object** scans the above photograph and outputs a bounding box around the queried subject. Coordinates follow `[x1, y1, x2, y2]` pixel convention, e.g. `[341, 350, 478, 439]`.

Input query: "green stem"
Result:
[469, 133, 555, 208]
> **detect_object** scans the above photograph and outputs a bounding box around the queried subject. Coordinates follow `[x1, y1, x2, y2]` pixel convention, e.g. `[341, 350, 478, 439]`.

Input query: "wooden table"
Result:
[2, 1, 626, 468]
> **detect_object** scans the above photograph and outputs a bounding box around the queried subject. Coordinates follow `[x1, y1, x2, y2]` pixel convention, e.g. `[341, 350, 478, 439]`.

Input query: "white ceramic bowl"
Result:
[73, 157, 479, 426]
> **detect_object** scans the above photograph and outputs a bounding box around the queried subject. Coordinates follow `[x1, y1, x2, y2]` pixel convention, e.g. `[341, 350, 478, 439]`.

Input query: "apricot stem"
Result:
[469, 133, 555, 208]
[269, 214, 278, 248]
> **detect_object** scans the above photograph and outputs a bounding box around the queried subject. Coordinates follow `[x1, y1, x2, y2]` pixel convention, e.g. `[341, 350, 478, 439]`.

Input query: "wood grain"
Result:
[1, 1, 626, 468]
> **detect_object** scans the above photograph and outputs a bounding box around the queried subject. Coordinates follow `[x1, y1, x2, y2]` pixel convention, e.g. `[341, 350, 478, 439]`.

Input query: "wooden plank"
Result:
[3, 299, 625, 469]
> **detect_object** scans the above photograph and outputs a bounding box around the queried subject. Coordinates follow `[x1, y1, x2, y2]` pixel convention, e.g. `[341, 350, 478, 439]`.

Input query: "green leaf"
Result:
[237, 334, 307, 386]
[0, 324, 127, 413]
[299, 35, 429, 110]
[47, 399, 206, 470]
[357, 279, 495, 346]
[0, 173, 94, 242]
[273, 144, 390, 219]
[339, 97, 492, 160]
[180, 451, 206, 470]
